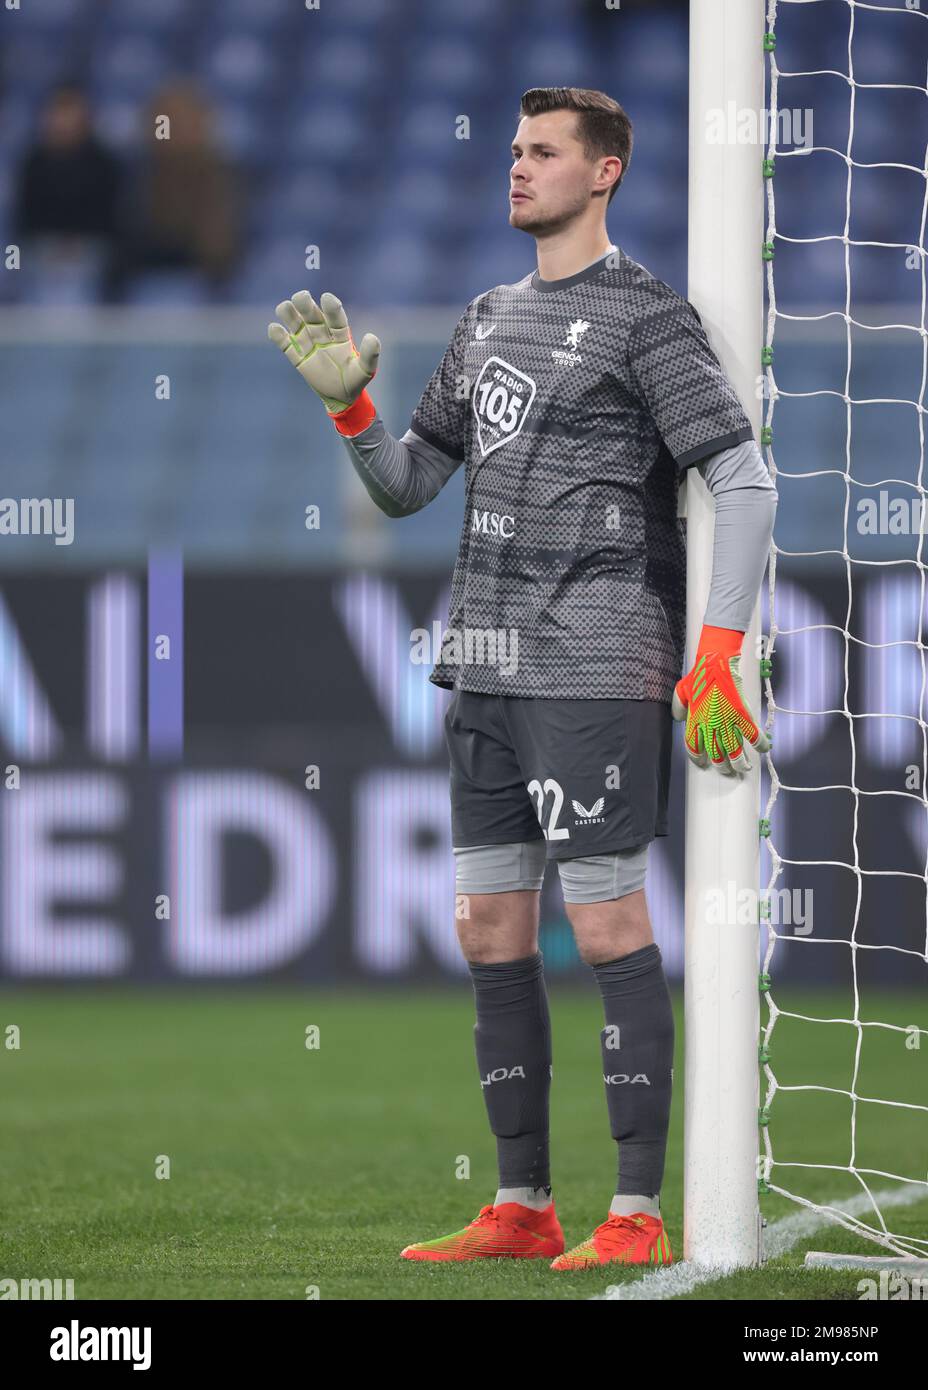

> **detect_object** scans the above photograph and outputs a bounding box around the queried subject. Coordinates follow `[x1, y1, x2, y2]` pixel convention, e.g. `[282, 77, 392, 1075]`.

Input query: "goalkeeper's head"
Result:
[509, 87, 632, 239]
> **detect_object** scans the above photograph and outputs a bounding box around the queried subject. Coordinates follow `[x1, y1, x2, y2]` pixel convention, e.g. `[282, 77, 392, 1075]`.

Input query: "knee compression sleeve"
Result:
[557, 843, 649, 904]
[454, 840, 546, 895]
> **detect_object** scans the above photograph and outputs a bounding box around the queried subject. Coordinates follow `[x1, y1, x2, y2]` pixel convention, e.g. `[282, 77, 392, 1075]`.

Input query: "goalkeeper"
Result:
[269, 86, 776, 1270]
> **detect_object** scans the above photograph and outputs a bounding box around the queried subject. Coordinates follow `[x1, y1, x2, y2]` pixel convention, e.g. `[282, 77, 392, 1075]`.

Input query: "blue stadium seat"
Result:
[229, 236, 323, 306]
[89, 36, 171, 99]
[312, 0, 395, 31]
[0, 35, 73, 93]
[285, 103, 368, 163]
[384, 171, 465, 235]
[199, 34, 280, 97]
[517, 35, 592, 89]
[207, 99, 270, 163]
[298, 35, 382, 90]
[390, 101, 480, 160]
[93, 99, 143, 153]
[257, 165, 356, 238]
[207, 0, 293, 30]
[97, 0, 189, 33]
[0, 94, 40, 161]
[9, 0, 87, 34]
[592, 9, 689, 88]
[405, 38, 488, 97]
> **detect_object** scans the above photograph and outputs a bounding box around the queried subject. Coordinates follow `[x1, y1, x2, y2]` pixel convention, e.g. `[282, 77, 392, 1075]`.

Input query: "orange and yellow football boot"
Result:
[550, 1211, 672, 1270]
[400, 1201, 564, 1262]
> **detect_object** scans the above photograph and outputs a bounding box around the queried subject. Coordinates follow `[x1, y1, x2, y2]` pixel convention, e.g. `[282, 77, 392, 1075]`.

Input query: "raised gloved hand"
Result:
[671, 623, 770, 776]
[268, 290, 380, 436]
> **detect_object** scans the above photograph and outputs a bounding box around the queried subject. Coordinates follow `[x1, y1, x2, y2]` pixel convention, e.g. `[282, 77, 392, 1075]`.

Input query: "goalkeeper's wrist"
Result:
[328, 389, 376, 437]
[697, 623, 745, 659]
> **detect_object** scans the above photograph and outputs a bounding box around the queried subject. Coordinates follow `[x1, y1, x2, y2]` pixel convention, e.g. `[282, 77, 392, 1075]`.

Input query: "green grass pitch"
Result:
[0, 986, 925, 1300]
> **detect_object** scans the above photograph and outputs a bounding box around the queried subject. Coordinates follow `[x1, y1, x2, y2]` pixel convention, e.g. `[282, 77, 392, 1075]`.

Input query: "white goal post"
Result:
[685, 0, 767, 1268]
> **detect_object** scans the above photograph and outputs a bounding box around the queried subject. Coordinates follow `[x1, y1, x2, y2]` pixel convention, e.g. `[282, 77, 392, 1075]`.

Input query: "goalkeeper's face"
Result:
[509, 110, 612, 237]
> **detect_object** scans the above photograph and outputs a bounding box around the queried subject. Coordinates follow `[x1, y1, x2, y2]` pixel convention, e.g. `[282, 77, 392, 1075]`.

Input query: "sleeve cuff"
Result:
[408, 418, 465, 463]
[676, 425, 755, 471]
[329, 389, 377, 437]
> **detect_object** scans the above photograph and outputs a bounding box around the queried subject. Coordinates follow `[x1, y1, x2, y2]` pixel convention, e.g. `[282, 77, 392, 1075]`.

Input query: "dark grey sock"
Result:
[468, 950, 552, 1192]
[593, 942, 675, 1197]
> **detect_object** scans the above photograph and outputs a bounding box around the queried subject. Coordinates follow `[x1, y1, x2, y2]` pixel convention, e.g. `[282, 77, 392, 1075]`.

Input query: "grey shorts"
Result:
[443, 688, 672, 862]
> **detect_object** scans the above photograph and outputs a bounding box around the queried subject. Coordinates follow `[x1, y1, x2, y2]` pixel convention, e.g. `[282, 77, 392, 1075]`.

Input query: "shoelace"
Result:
[599, 1214, 650, 1249]
[471, 1205, 508, 1229]
[470, 1204, 542, 1241]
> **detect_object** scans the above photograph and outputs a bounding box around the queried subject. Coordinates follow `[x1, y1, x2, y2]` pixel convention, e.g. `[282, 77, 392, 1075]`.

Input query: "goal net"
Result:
[759, 0, 928, 1267]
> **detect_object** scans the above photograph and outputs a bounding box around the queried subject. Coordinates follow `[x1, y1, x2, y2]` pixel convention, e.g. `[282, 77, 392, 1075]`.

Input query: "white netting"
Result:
[761, 0, 928, 1260]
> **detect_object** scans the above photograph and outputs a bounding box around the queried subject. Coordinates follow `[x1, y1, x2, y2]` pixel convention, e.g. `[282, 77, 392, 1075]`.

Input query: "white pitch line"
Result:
[595, 1186, 926, 1300]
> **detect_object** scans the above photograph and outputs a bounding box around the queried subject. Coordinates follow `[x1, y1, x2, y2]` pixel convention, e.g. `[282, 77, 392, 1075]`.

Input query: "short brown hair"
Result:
[518, 87, 632, 203]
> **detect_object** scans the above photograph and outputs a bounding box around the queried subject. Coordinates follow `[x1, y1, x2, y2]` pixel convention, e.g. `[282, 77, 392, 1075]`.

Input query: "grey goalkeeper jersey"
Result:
[352, 246, 768, 700]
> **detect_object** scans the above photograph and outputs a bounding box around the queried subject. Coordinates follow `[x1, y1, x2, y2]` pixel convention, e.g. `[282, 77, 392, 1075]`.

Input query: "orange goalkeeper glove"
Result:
[671, 623, 770, 776]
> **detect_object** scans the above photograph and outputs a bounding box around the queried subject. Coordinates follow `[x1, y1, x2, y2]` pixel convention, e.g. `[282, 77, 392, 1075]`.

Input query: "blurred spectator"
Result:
[13, 82, 124, 304]
[112, 81, 242, 301]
